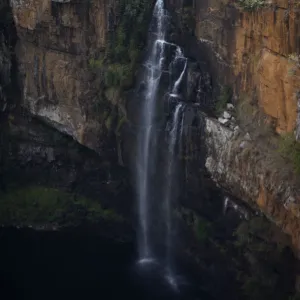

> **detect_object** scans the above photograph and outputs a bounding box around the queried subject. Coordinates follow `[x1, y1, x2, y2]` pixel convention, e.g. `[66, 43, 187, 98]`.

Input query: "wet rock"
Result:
[223, 111, 231, 119]
[204, 116, 300, 256]
[218, 117, 229, 125]
[227, 103, 234, 111]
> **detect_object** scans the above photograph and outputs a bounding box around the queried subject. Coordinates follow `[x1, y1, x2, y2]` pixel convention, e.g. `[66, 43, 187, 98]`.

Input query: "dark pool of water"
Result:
[0, 227, 216, 300]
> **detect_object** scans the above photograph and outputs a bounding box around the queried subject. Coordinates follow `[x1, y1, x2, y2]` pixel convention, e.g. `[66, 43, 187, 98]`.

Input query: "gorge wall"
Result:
[168, 0, 300, 257]
[1, 0, 300, 298]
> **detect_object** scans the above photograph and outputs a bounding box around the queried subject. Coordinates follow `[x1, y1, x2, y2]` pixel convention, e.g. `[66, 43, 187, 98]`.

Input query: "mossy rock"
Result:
[0, 186, 123, 227]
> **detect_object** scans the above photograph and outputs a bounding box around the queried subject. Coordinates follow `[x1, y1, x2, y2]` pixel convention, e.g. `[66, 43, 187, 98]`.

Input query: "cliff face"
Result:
[10, 0, 110, 151]
[191, 0, 300, 133]
[1, 0, 300, 297]
[204, 116, 300, 255]
[193, 0, 300, 255]
[9, 0, 153, 154]
[161, 0, 300, 256]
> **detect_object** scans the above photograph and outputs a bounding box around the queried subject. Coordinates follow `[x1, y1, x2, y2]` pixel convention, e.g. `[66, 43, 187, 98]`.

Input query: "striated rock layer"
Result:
[10, 0, 129, 153]
[166, 0, 300, 133]
[204, 116, 300, 255]
[5, 0, 300, 265]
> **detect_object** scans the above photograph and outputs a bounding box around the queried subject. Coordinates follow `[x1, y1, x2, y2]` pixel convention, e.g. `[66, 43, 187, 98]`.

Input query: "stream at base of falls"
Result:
[0, 227, 216, 300]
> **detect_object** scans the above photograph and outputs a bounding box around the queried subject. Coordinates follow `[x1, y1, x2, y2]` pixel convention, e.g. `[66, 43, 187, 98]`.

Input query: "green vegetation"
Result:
[104, 63, 133, 88]
[177, 208, 212, 242]
[0, 186, 123, 226]
[88, 57, 104, 69]
[215, 85, 232, 115]
[194, 216, 211, 242]
[237, 0, 265, 11]
[89, 0, 152, 89]
[278, 132, 300, 175]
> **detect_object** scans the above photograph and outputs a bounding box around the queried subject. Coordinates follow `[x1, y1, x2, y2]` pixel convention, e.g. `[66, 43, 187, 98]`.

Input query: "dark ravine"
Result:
[1, 0, 300, 299]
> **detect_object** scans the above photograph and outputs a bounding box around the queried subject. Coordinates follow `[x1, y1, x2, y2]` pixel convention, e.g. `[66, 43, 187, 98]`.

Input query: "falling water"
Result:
[164, 102, 184, 282]
[136, 0, 166, 262]
[172, 51, 187, 95]
[136, 0, 188, 282]
[163, 40, 187, 281]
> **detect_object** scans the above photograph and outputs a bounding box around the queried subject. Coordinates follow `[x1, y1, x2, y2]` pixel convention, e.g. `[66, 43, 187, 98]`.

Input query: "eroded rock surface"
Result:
[205, 116, 300, 255]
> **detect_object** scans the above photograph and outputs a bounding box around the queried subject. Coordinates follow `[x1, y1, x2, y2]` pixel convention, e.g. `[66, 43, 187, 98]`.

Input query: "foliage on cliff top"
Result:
[237, 0, 265, 11]
[0, 186, 123, 226]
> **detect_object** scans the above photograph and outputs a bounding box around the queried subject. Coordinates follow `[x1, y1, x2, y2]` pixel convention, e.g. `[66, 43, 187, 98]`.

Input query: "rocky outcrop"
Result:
[9, 0, 113, 152]
[164, 0, 300, 258]
[9, 0, 153, 153]
[167, 0, 300, 133]
[204, 116, 300, 255]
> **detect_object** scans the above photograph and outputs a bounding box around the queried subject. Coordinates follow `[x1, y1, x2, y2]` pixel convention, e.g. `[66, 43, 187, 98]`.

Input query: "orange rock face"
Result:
[9, 0, 120, 152]
[194, 0, 300, 133]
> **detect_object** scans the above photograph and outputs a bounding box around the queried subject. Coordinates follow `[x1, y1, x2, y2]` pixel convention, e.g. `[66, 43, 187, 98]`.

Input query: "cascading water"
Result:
[164, 102, 185, 284]
[136, 0, 188, 285]
[136, 0, 166, 262]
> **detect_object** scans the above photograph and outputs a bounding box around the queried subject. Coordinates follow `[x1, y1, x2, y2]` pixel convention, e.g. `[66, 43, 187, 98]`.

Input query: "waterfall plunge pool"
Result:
[0, 227, 216, 300]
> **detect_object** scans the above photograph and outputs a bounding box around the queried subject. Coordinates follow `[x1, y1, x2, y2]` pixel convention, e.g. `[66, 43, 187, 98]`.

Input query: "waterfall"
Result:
[164, 103, 185, 283]
[136, 0, 166, 262]
[136, 0, 188, 284]
[172, 50, 187, 95]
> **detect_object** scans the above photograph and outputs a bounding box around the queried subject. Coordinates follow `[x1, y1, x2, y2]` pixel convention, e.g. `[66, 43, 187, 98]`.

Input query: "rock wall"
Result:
[9, 0, 154, 154]
[204, 115, 300, 254]
[163, 0, 300, 257]
[167, 0, 300, 133]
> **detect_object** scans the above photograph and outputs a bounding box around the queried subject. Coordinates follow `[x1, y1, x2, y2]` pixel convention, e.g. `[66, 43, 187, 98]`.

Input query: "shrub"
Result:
[237, 0, 265, 11]
[194, 216, 211, 242]
[88, 58, 103, 69]
[278, 132, 300, 175]
[215, 85, 232, 115]
[89, 0, 152, 89]
[0, 186, 123, 226]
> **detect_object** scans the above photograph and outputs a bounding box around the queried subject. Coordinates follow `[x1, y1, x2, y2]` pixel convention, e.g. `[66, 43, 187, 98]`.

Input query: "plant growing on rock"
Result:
[237, 0, 265, 11]
[278, 132, 300, 175]
[215, 85, 232, 116]
[89, 0, 152, 90]
[0, 186, 123, 226]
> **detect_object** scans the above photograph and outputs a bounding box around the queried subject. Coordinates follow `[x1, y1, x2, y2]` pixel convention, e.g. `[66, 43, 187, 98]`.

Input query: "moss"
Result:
[194, 216, 211, 242]
[237, 0, 265, 11]
[88, 57, 104, 69]
[89, 0, 152, 89]
[278, 133, 300, 175]
[0, 186, 123, 226]
[104, 63, 134, 88]
[177, 207, 212, 242]
[215, 85, 232, 116]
